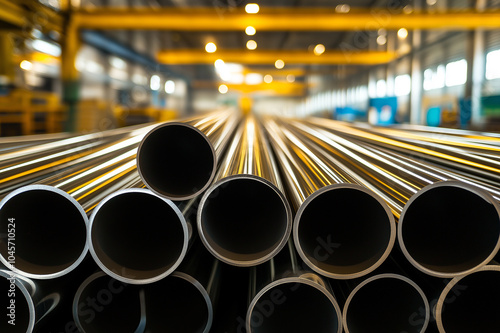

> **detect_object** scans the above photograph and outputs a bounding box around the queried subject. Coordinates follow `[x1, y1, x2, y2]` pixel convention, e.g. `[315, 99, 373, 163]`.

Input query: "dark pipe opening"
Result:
[248, 281, 340, 333]
[345, 276, 427, 333]
[0, 273, 32, 333]
[137, 124, 215, 199]
[199, 177, 290, 265]
[75, 274, 143, 333]
[145, 273, 211, 332]
[439, 269, 500, 332]
[91, 191, 186, 282]
[296, 187, 393, 278]
[0, 188, 87, 276]
[400, 184, 500, 275]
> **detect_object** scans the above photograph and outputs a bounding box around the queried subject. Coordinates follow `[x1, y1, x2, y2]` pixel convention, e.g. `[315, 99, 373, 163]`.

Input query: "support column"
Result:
[0, 32, 15, 89]
[470, 0, 487, 130]
[61, 22, 80, 132]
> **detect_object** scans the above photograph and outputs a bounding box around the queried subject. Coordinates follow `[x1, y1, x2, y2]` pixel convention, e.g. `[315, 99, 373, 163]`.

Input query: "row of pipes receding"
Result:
[0, 109, 500, 333]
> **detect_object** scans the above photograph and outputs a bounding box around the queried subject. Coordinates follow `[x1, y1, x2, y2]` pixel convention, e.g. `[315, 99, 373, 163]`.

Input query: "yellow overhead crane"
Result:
[2, 4, 500, 131]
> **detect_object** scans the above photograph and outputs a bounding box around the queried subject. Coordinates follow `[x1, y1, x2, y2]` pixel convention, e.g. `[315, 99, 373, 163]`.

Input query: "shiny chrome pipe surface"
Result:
[88, 188, 188, 284]
[343, 273, 429, 333]
[263, 117, 395, 279]
[197, 115, 292, 267]
[246, 242, 342, 333]
[0, 124, 155, 195]
[286, 119, 500, 278]
[0, 185, 88, 279]
[436, 265, 500, 332]
[137, 110, 239, 200]
[73, 269, 213, 333]
[0, 269, 60, 333]
[308, 118, 500, 182]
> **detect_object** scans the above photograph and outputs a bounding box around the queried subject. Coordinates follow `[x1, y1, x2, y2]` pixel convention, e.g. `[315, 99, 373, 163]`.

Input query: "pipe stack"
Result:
[1, 111, 500, 332]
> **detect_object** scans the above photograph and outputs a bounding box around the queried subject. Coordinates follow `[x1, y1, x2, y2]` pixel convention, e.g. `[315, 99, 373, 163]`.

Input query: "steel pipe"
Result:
[284, 119, 500, 277]
[0, 124, 154, 196]
[262, 117, 395, 279]
[197, 115, 292, 266]
[73, 267, 214, 333]
[137, 110, 239, 200]
[436, 265, 500, 332]
[246, 241, 342, 333]
[343, 274, 429, 333]
[0, 185, 88, 279]
[308, 118, 500, 183]
[0, 269, 60, 333]
[88, 188, 188, 284]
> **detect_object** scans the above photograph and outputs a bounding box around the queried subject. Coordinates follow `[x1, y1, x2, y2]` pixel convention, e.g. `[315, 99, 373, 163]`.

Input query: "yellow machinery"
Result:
[0, 89, 66, 136]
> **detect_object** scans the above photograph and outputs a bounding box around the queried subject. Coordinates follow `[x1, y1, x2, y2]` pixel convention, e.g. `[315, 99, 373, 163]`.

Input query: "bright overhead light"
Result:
[165, 80, 175, 94]
[245, 3, 260, 14]
[426, 0, 437, 5]
[286, 74, 295, 83]
[246, 40, 257, 50]
[245, 73, 263, 85]
[20, 60, 33, 71]
[219, 84, 228, 94]
[313, 44, 325, 56]
[31, 39, 61, 57]
[398, 28, 409, 39]
[150, 75, 161, 91]
[245, 26, 256, 36]
[214, 59, 225, 69]
[264, 74, 273, 83]
[335, 4, 350, 13]
[275, 59, 285, 69]
[377, 35, 387, 46]
[205, 42, 217, 53]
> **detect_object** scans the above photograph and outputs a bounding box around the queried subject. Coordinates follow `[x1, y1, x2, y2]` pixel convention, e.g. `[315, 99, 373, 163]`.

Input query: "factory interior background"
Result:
[1, 0, 500, 133]
[2, 1, 500, 333]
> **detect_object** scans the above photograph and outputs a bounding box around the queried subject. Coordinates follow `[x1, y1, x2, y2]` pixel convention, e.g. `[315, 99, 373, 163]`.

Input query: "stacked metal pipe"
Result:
[1, 111, 500, 333]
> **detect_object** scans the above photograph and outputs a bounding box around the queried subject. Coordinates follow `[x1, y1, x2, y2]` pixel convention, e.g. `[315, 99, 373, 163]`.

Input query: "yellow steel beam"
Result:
[193, 80, 306, 96]
[242, 67, 306, 77]
[0, 0, 27, 27]
[73, 8, 500, 31]
[0, 0, 64, 33]
[157, 49, 396, 65]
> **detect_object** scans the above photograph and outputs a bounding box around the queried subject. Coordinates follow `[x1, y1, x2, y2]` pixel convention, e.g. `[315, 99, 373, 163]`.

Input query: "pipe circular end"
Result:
[89, 188, 189, 284]
[436, 265, 500, 332]
[0, 270, 35, 333]
[197, 174, 292, 267]
[137, 122, 216, 201]
[0, 185, 88, 279]
[398, 180, 500, 278]
[294, 183, 396, 279]
[343, 273, 429, 333]
[246, 276, 342, 333]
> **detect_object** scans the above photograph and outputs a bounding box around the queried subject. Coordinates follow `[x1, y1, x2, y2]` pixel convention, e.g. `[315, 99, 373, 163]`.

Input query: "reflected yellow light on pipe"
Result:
[245, 26, 256, 36]
[246, 40, 257, 50]
[245, 3, 260, 14]
[205, 42, 217, 53]
[275, 59, 285, 69]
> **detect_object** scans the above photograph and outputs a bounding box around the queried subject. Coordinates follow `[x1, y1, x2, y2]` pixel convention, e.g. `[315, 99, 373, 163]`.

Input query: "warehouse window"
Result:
[486, 49, 500, 80]
[395, 74, 411, 96]
[445, 59, 467, 87]
[376, 80, 387, 97]
[423, 65, 445, 91]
